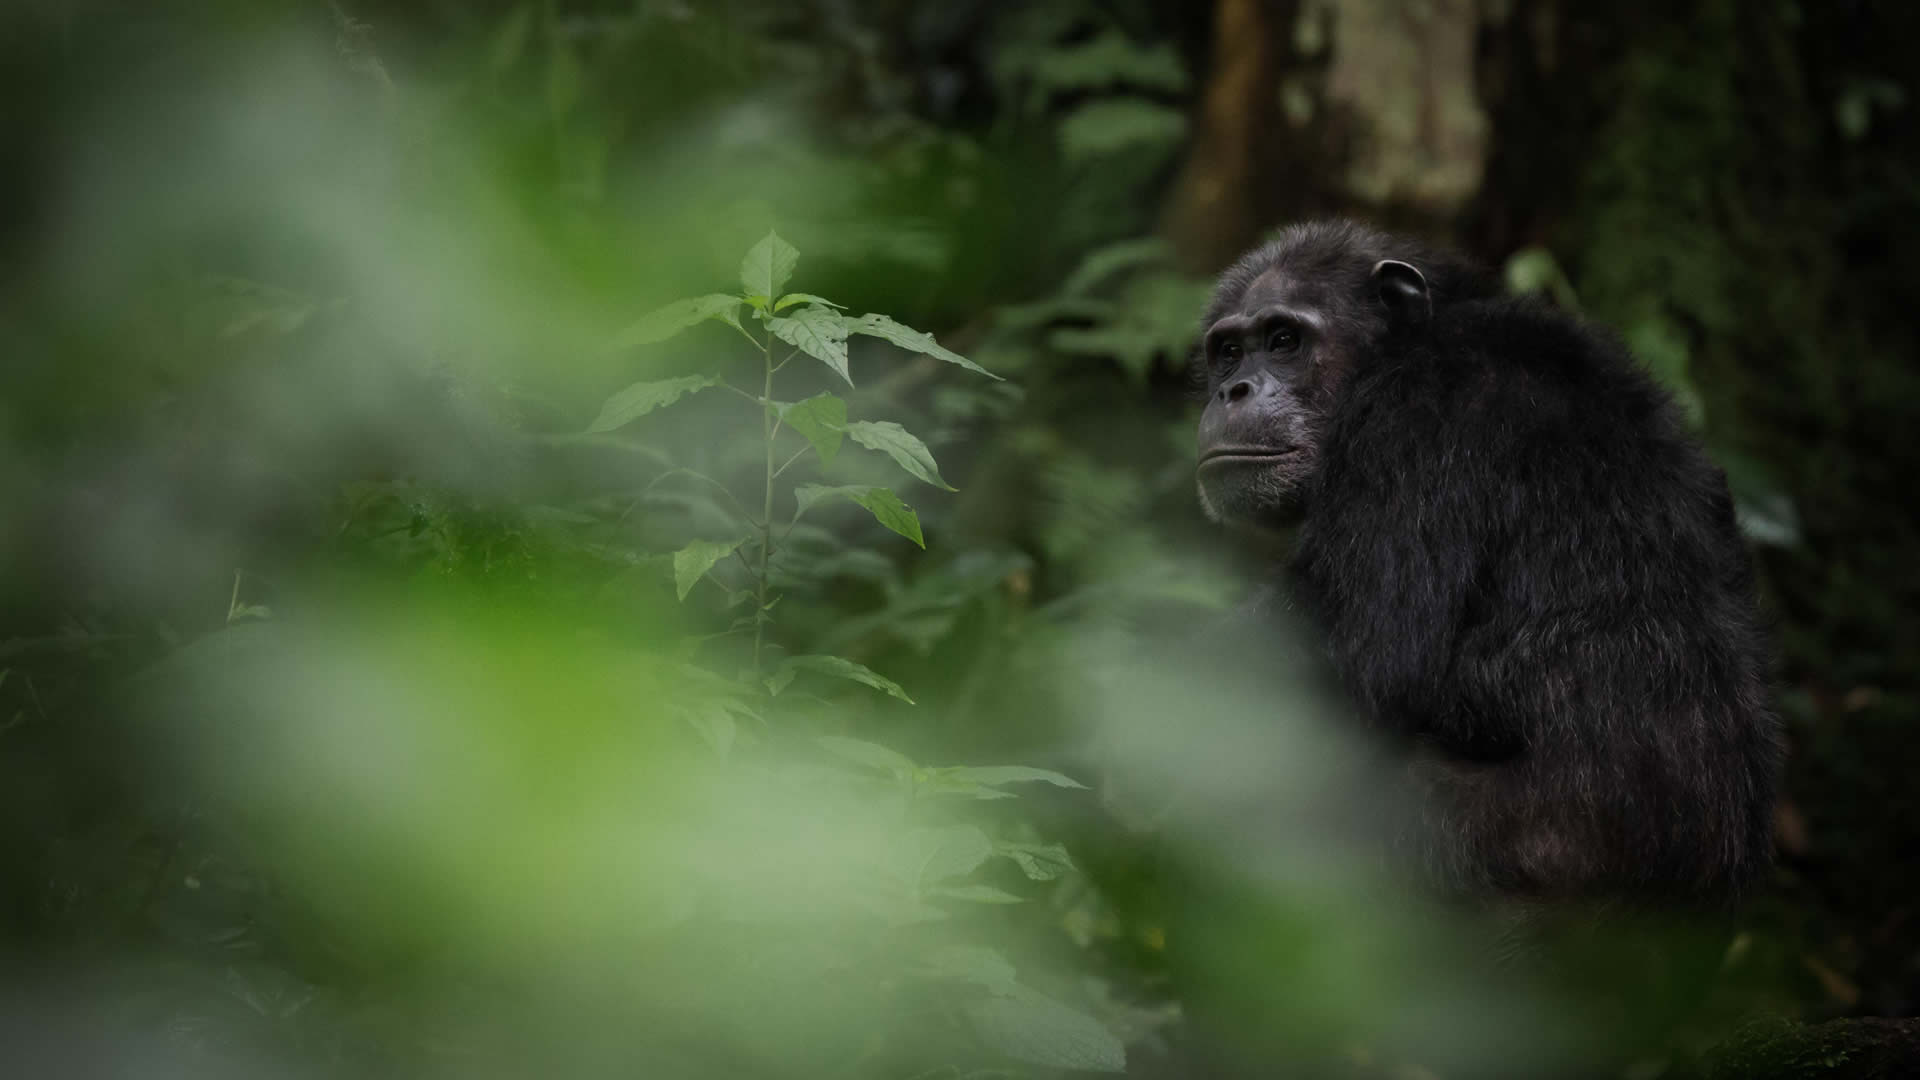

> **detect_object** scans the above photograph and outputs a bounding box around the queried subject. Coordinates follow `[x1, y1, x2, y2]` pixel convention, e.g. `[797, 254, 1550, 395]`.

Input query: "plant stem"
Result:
[754, 327, 776, 675]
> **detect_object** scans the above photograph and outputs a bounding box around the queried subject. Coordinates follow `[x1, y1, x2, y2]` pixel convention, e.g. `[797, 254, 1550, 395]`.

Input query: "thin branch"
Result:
[771, 445, 810, 480]
[645, 468, 758, 527]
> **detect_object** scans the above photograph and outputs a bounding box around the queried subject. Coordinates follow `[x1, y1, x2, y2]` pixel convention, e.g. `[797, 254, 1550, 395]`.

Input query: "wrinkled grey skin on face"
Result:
[1194, 222, 1413, 529]
[1194, 221, 1493, 530]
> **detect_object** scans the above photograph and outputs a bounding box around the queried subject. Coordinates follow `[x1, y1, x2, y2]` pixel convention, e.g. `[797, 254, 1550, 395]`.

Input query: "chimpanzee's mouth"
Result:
[1198, 446, 1299, 468]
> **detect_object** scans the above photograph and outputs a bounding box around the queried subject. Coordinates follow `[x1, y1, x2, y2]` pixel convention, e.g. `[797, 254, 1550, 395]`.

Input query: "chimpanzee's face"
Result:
[1194, 254, 1429, 529]
[1194, 269, 1356, 528]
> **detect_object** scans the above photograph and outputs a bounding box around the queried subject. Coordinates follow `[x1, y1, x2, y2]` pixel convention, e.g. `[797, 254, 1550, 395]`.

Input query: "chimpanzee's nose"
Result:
[1222, 379, 1255, 404]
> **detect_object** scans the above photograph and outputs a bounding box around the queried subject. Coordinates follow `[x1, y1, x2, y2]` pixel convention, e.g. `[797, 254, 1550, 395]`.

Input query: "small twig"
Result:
[645, 468, 758, 527]
[771, 446, 810, 480]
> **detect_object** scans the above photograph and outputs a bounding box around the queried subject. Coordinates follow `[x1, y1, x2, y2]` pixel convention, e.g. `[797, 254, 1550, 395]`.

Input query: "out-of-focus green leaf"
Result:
[607, 295, 742, 350]
[1059, 98, 1187, 162]
[920, 945, 1018, 995]
[1027, 29, 1189, 98]
[777, 393, 847, 462]
[936, 765, 1087, 791]
[740, 230, 799, 300]
[676, 701, 736, 758]
[1504, 247, 1581, 310]
[997, 842, 1076, 882]
[1059, 237, 1171, 296]
[849, 313, 999, 379]
[793, 484, 924, 547]
[781, 654, 914, 703]
[587, 375, 720, 433]
[816, 735, 917, 775]
[966, 985, 1126, 1073]
[908, 825, 992, 885]
[671, 537, 744, 600]
[488, 5, 533, 74]
[770, 307, 852, 385]
[931, 884, 1025, 904]
[845, 421, 954, 491]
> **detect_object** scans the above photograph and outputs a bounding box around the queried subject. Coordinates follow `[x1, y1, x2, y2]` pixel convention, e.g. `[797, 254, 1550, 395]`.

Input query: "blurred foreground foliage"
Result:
[1, 1, 1917, 1077]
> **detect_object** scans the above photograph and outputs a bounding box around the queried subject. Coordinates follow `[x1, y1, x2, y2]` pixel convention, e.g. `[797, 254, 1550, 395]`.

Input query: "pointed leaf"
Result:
[909, 825, 993, 886]
[740, 231, 799, 300]
[672, 537, 745, 600]
[938, 765, 1088, 791]
[782, 654, 914, 703]
[777, 394, 847, 462]
[996, 842, 1076, 882]
[845, 421, 954, 491]
[608, 295, 742, 350]
[793, 484, 924, 548]
[932, 884, 1026, 904]
[850, 312, 999, 379]
[588, 375, 720, 433]
[769, 307, 852, 385]
[965, 985, 1126, 1073]
[764, 666, 797, 697]
[775, 293, 846, 312]
[920, 946, 1018, 995]
[677, 702, 736, 758]
[815, 735, 917, 775]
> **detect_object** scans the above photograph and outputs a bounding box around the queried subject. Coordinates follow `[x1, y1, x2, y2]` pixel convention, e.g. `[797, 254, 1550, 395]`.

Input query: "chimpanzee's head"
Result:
[1193, 220, 1489, 529]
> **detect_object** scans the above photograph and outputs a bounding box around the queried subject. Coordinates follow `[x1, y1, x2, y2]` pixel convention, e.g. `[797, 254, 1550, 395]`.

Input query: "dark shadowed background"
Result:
[2, 1, 1916, 1077]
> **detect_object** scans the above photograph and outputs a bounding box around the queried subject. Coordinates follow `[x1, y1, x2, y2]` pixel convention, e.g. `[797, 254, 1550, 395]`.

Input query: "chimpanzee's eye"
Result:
[1221, 342, 1242, 360]
[1269, 326, 1299, 352]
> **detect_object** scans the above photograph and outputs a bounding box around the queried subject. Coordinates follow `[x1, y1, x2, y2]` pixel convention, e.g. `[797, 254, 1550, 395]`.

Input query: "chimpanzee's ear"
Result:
[1371, 259, 1431, 325]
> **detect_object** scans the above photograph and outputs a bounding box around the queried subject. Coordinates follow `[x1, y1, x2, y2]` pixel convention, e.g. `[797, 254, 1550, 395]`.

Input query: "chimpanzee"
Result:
[1194, 220, 1781, 907]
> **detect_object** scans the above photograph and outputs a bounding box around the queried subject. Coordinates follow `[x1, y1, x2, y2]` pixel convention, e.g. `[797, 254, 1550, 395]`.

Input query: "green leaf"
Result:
[740, 230, 799, 300]
[849, 312, 1000, 379]
[845, 421, 955, 491]
[919, 779, 1018, 801]
[793, 484, 924, 548]
[763, 666, 796, 697]
[937, 765, 1088, 791]
[671, 537, 745, 601]
[1060, 237, 1171, 296]
[920, 945, 1017, 995]
[777, 393, 847, 462]
[996, 842, 1076, 882]
[816, 735, 917, 775]
[931, 885, 1025, 904]
[774, 293, 846, 312]
[1058, 98, 1187, 162]
[781, 654, 914, 703]
[965, 984, 1126, 1073]
[769, 306, 852, 385]
[676, 702, 736, 758]
[909, 825, 993, 886]
[588, 375, 720, 433]
[608, 294, 742, 350]
[488, 4, 533, 74]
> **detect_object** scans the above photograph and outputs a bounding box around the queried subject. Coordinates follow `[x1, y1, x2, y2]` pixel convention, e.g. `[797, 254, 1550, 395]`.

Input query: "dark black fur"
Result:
[1198, 221, 1781, 905]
